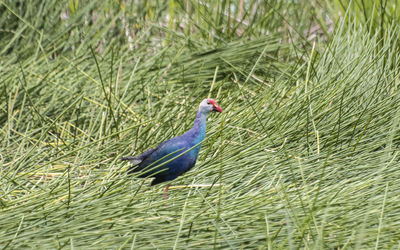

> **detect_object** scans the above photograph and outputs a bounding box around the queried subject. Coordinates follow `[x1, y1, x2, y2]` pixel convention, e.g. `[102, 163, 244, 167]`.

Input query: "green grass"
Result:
[1, 0, 400, 249]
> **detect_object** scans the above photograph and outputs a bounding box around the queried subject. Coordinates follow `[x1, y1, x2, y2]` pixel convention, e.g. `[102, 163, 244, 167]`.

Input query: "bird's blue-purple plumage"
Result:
[122, 106, 211, 186]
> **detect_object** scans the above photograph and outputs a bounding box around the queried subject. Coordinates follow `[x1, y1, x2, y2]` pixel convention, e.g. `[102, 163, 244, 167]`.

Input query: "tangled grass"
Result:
[1, 0, 400, 248]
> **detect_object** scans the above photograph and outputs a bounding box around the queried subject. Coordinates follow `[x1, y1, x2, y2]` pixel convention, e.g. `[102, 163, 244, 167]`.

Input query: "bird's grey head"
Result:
[198, 98, 223, 114]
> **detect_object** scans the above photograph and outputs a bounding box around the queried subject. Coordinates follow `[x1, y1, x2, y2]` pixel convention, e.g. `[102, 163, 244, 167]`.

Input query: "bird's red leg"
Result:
[163, 184, 170, 200]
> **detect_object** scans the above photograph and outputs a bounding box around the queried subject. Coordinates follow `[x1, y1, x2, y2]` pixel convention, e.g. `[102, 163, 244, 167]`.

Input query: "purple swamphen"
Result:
[122, 98, 222, 197]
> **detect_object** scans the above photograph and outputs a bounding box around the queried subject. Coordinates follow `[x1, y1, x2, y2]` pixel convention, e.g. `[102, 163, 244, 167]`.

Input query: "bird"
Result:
[122, 98, 223, 198]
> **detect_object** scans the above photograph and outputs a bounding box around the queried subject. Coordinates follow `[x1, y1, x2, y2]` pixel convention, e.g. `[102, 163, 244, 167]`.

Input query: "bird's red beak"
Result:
[213, 104, 223, 113]
[207, 99, 223, 113]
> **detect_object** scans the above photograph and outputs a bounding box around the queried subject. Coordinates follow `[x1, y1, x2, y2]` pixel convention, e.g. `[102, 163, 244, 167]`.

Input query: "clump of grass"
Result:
[1, 0, 400, 249]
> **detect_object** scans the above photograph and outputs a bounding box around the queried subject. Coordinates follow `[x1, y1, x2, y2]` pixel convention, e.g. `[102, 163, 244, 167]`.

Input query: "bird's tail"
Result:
[121, 156, 144, 175]
[121, 156, 136, 161]
[121, 156, 142, 165]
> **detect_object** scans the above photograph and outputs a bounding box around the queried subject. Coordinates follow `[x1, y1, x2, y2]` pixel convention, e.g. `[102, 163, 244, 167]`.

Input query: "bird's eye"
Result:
[207, 101, 210, 105]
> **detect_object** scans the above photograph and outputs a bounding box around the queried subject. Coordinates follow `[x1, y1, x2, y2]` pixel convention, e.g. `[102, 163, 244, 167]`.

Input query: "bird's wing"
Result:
[122, 135, 188, 164]
[146, 139, 199, 184]
[130, 136, 190, 174]
[141, 137, 188, 165]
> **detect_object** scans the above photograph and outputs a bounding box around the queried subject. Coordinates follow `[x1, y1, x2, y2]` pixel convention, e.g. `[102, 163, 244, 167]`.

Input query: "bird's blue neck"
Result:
[187, 110, 207, 145]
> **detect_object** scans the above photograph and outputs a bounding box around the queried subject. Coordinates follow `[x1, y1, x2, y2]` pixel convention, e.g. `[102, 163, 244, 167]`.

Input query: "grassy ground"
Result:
[1, 0, 400, 249]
